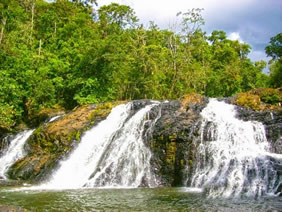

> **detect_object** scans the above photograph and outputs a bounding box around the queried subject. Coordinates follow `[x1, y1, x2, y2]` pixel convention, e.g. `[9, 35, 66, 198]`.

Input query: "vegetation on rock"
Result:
[149, 99, 206, 186]
[7, 101, 124, 181]
[180, 93, 205, 111]
[234, 88, 281, 111]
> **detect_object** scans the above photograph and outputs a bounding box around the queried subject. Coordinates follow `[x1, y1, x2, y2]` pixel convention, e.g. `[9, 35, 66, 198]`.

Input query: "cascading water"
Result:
[189, 99, 282, 198]
[38, 102, 160, 189]
[48, 115, 61, 122]
[0, 130, 34, 179]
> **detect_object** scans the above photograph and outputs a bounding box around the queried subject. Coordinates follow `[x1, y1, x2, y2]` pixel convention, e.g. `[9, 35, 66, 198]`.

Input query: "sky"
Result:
[96, 0, 282, 66]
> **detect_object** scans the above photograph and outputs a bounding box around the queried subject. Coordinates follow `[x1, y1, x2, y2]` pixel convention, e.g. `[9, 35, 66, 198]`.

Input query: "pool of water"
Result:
[0, 185, 281, 211]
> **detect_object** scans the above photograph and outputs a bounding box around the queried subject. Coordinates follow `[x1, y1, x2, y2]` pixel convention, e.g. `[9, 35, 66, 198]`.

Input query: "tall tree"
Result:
[265, 33, 282, 88]
[265, 33, 282, 60]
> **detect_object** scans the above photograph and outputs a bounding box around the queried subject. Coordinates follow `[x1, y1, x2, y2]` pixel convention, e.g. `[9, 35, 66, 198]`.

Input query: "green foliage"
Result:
[235, 88, 281, 111]
[249, 88, 281, 105]
[98, 3, 138, 29]
[178, 8, 205, 39]
[265, 33, 282, 88]
[265, 33, 282, 60]
[0, 1, 274, 131]
[235, 93, 263, 111]
[268, 59, 282, 88]
[72, 0, 97, 6]
[0, 104, 16, 131]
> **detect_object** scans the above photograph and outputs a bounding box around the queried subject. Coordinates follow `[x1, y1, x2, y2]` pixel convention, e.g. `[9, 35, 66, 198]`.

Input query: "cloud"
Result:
[202, 0, 281, 51]
[228, 32, 244, 43]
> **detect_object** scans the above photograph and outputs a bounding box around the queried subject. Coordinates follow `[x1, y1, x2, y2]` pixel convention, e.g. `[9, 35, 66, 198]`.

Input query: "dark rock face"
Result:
[146, 98, 208, 186]
[0, 134, 13, 156]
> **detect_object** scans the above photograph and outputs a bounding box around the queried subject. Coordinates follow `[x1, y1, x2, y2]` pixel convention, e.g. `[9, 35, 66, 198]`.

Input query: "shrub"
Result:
[249, 88, 281, 106]
[235, 93, 264, 111]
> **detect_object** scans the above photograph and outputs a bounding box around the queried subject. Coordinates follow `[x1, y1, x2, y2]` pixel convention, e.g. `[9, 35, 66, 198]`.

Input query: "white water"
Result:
[37, 102, 160, 190]
[0, 130, 34, 179]
[49, 115, 61, 122]
[190, 99, 282, 198]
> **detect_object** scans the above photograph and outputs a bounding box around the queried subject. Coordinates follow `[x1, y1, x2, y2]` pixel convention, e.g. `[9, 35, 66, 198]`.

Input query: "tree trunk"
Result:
[38, 39, 42, 55]
[0, 16, 7, 45]
[30, 2, 35, 44]
[168, 34, 178, 97]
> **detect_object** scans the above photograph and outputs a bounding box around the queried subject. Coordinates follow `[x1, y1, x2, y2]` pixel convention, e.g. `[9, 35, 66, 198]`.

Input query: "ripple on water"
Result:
[0, 187, 281, 211]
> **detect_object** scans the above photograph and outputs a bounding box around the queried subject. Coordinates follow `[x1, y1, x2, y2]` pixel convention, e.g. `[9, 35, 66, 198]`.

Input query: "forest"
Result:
[0, 0, 281, 133]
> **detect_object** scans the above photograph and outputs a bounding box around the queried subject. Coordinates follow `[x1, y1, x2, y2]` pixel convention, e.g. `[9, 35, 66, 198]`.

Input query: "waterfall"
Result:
[0, 130, 34, 179]
[48, 115, 61, 122]
[38, 102, 160, 190]
[190, 99, 282, 198]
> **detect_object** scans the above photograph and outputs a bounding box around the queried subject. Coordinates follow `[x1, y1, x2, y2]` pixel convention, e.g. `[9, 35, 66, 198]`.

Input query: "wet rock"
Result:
[0, 205, 28, 212]
[4, 96, 281, 188]
[0, 179, 24, 187]
[146, 98, 207, 186]
[0, 134, 14, 154]
[146, 96, 280, 187]
[138, 176, 149, 187]
[7, 101, 125, 182]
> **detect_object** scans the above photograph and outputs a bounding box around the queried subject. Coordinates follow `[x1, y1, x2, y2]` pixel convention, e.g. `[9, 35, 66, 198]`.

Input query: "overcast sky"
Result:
[96, 0, 281, 65]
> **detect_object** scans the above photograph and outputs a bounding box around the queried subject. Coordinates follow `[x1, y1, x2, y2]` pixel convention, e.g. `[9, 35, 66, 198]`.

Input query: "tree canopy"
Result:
[0, 0, 278, 133]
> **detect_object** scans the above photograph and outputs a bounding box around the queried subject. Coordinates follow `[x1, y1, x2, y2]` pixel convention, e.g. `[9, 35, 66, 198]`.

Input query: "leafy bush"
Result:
[0, 104, 16, 131]
[235, 88, 281, 111]
[235, 93, 264, 111]
[249, 88, 281, 105]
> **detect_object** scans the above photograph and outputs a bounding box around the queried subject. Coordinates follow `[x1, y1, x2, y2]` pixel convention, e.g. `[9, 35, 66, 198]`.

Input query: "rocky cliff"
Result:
[2, 94, 281, 189]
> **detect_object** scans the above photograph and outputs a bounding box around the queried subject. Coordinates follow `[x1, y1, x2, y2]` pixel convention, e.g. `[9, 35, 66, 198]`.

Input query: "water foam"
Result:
[34, 102, 160, 190]
[190, 99, 281, 198]
[0, 130, 34, 179]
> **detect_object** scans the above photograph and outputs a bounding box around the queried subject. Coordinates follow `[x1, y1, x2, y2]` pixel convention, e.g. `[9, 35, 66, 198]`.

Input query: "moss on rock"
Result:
[8, 101, 125, 181]
[148, 100, 205, 187]
[233, 88, 281, 111]
[235, 93, 264, 111]
[180, 93, 205, 111]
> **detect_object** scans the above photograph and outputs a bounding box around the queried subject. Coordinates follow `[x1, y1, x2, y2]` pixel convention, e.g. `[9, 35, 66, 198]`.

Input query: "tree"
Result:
[177, 8, 204, 43]
[265, 33, 282, 60]
[98, 3, 138, 30]
[265, 33, 282, 88]
[71, 0, 97, 6]
[268, 59, 282, 88]
[0, 1, 275, 132]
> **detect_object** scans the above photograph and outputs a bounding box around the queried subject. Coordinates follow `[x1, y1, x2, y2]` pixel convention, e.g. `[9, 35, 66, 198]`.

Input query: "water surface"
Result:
[0, 186, 280, 211]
